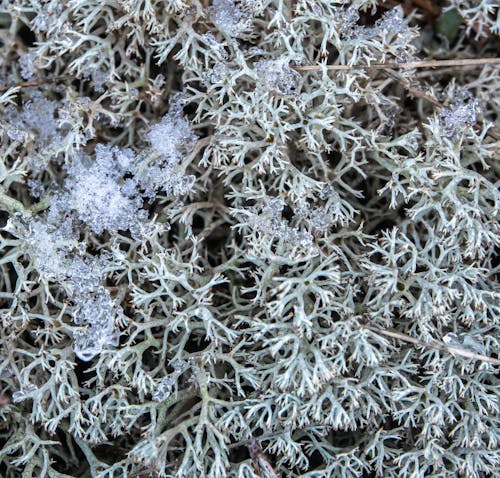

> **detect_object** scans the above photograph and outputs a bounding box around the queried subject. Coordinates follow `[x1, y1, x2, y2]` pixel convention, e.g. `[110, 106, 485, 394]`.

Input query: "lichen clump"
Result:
[0, 1, 499, 477]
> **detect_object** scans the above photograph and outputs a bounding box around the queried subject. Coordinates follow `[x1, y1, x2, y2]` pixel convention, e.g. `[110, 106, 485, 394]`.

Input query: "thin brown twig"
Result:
[293, 57, 500, 72]
[248, 437, 279, 478]
[362, 324, 500, 365]
[0, 75, 71, 93]
[382, 69, 442, 108]
[381, 69, 500, 141]
[296, 58, 500, 139]
[411, 65, 495, 78]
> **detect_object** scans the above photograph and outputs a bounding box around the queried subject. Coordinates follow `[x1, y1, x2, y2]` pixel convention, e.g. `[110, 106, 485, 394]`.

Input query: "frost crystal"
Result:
[210, 0, 242, 36]
[83, 68, 110, 93]
[248, 197, 315, 251]
[24, 219, 113, 291]
[19, 52, 36, 80]
[147, 111, 197, 164]
[73, 328, 119, 362]
[338, 5, 360, 39]
[152, 359, 192, 402]
[442, 333, 486, 355]
[170, 359, 190, 375]
[12, 384, 37, 403]
[6, 127, 26, 142]
[11, 391, 25, 403]
[62, 145, 146, 234]
[139, 109, 197, 198]
[152, 377, 174, 402]
[440, 98, 479, 137]
[92, 69, 109, 93]
[71, 287, 116, 327]
[27, 179, 45, 198]
[17, 214, 120, 361]
[254, 59, 301, 95]
[375, 6, 406, 34]
[7, 91, 59, 146]
[357, 7, 413, 60]
[203, 62, 228, 85]
[24, 218, 79, 279]
[201, 32, 229, 59]
[26, 219, 115, 291]
[48, 129, 195, 237]
[72, 287, 120, 361]
[296, 202, 332, 231]
[22, 216, 111, 290]
[31, 5, 60, 32]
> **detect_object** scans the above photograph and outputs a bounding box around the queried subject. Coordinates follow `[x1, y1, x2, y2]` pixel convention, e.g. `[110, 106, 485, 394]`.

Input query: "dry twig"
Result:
[382, 69, 442, 108]
[380, 69, 500, 141]
[247, 438, 279, 478]
[363, 324, 500, 365]
[293, 57, 500, 72]
[0, 75, 72, 93]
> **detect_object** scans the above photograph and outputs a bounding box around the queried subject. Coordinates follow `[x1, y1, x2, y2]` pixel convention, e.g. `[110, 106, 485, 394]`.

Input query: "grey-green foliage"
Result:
[0, 1, 499, 477]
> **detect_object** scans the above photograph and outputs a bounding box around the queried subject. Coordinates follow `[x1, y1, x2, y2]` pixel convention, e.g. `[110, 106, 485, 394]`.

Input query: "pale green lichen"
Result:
[0, 1, 498, 477]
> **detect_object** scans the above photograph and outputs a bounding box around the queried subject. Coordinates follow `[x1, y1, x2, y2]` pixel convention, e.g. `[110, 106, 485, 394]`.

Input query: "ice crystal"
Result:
[83, 68, 110, 93]
[6, 127, 26, 142]
[443, 333, 486, 355]
[12, 384, 37, 403]
[72, 287, 120, 361]
[357, 7, 414, 59]
[139, 110, 197, 198]
[440, 97, 480, 137]
[27, 179, 45, 199]
[254, 58, 301, 95]
[7, 91, 59, 146]
[31, 5, 57, 32]
[210, 0, 243, 37]
[20, 215, 112, 292]
[147, 111, 197, 164]
[203, 61, 228, 85]
[248, 197, 315, 251]
[73, 328, 119, 362]
[152, 376, 174, 402]
[375, 6, 406, 34]
[201, 32, 229, 59]
[338, 5, 360, 39]
[296, 202, 332, 230]
[1, 1, 499, 477]
[15, 212, 119, 361]
[19, 52, 36, 80]
[23, 218, 79, 279]
[62, 145, 146, 234]
[71, 287, 115, 327]
[170, 358, 190, 375]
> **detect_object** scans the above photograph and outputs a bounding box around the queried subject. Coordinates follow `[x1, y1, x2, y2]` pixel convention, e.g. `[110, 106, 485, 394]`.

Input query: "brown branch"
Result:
[382, 69, 442, 108]
[248, 437, 279, 478]
[293, 57, 500, 72]
[0, 75, 72, 93]
[362, 324, 500, 365]
[0, 80, 41, 93]
[381, 69, 500, 141]
[411, 65, 495, 78]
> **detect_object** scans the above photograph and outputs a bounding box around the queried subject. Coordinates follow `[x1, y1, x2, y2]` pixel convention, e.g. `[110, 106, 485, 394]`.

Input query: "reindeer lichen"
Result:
[0, 1, 498, 477]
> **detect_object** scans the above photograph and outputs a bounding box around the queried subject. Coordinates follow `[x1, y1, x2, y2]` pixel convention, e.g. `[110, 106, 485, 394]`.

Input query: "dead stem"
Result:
[362, 324, 500, 365]
[293, 58, 500, 72]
